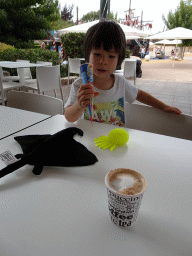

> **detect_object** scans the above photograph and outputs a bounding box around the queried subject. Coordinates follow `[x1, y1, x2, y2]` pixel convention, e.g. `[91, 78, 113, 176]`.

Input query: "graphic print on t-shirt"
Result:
[84, 97, 125, 126]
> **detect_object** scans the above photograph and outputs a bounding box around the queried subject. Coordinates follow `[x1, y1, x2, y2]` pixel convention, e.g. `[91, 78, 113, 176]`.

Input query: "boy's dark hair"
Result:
[84, 21, 126, 68]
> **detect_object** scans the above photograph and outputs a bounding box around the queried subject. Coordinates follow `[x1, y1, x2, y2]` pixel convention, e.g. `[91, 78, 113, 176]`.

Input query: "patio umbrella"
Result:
[169, 39, 182, 44]
[154, 39, 172, 51]
[154, 39, 182, 53]
[58, 20, 149, 37]
[154, 39, 172, 45]
[147, 27, 192, 66]
[126, 35, 141, 39]
[147, 27, 192, 40]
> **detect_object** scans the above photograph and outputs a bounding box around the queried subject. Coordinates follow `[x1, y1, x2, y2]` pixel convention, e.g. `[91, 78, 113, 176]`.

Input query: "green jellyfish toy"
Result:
[94, 128, 129, 152]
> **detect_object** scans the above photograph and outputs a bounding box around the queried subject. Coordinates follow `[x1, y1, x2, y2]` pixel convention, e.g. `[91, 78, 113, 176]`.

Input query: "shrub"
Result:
[0, 42, 15, 50]
[126, 49, 130, 58]
[0, 48, 68, 77]
[61, 32, 85, 59]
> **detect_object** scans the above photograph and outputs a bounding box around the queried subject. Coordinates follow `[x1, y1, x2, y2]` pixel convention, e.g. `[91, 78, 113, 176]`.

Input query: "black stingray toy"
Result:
[0, 127, 98, 178]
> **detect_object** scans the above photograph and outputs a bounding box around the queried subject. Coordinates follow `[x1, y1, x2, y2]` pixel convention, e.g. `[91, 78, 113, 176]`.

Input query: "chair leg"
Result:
[1, 90, 6, 106]
[134, 71, 136, 85]
[134, 68, 136, 85]
[59, 84, 64, 105]
[54, 89, 57, 98]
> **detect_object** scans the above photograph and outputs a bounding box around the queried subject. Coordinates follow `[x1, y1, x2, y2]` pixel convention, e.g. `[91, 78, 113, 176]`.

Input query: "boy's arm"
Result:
[64, 103, 84, 123]
[64, 84, 99, 123]
[136, 89, 181, 115]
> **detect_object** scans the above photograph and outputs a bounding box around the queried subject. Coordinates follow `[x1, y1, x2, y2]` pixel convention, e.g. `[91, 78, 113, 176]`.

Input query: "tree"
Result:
[81, 10, 119, 22]
[50, 19, 74, 31]
[61, 3, 74, 21]
[0, 0, 60, 48]
[35, 0, 60, 23]
[162, 0, 192, 58]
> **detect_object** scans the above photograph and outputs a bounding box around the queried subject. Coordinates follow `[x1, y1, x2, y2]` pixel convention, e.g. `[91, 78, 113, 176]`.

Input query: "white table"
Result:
[0, 61, 49, 85]
[0, 115, 192, 256]
[0, 106, 51, 140]
[0, 61, 48, 69]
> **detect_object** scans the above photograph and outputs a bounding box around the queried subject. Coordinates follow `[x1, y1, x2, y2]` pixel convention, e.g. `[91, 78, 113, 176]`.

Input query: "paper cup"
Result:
[105, 168, 147, 227]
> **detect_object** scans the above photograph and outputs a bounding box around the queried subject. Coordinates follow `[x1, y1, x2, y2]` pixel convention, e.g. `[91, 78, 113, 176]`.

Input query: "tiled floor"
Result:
[135, 79, 192, 115]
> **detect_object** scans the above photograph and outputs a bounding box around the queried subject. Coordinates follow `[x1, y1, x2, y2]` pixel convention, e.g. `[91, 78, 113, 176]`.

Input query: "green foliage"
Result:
[36, 0, 60, 23]
[162, 0, 192, 46]
[82, 10, 119, 22]
[126, 50, 130, 58]
[0, 48, 59, 63]
[0, 0, 60, 49]
[162, 0, 192, 29]
[61, 32, 85, 59]
[50, 19, 74, 31]
[33, 43, 41, 49]
[0, 48, 67, 78]
[0, 42, 15, 50]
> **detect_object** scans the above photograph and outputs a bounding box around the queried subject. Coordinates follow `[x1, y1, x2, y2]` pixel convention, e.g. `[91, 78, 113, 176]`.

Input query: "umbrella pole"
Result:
[172, 57, 175, 67]
[172, 40, 177, 67]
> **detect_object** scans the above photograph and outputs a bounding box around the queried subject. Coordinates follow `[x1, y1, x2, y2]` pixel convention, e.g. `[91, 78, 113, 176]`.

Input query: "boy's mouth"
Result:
[97, 69, 107, 73]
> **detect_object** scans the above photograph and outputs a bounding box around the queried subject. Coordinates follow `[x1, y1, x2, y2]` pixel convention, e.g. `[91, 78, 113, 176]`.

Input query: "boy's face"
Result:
[89, 46, 119, 79]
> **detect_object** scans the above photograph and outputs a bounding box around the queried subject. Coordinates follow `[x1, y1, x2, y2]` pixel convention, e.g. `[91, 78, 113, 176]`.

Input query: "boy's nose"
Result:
[99, 56, 108, 65]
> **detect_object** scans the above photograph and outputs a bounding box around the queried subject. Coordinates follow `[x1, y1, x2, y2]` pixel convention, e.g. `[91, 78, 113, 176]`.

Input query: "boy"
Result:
[64, 21, 181, 126]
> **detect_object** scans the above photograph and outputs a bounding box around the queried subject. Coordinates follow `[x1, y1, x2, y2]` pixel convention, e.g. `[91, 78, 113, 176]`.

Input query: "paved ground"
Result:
[45, 55, 192, 115]
[136, 56, 192, 115]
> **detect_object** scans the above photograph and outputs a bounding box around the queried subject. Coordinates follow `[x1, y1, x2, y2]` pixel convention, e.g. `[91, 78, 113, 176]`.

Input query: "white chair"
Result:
[7, 90, 63, 116]
[115, 60, 136, 85]
[0, 76, 23, 106]
[16, 60, 38, 92]
[0, 67, 20, 82]
[16, 60, 32, 80]
[36, 61, 52, 66]
[68, 58, 81, 85]
[36, 65, 64, 105]
[125, 102, 192, 141]
[22, 62, 53, 92]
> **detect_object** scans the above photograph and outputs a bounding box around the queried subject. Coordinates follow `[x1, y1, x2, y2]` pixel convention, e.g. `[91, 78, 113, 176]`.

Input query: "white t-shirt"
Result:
[64, 74, 138, 126]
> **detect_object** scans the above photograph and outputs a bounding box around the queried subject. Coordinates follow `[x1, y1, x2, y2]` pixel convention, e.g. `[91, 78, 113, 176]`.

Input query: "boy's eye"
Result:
[94, 53, 100, 56]
[110, 55, 116, 58]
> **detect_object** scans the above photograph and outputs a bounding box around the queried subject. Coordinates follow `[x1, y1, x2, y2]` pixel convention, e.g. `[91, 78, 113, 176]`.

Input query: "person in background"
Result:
[141, 46, 145, 58]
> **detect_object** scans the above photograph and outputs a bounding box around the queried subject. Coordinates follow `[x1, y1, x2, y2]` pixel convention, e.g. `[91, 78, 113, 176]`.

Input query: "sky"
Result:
[59, 0, 182, 34]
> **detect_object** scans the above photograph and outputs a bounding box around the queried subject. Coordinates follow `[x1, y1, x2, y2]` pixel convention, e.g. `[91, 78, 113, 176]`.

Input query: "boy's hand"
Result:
[77, 84, 99, 110]
[163, 105, 182, 115]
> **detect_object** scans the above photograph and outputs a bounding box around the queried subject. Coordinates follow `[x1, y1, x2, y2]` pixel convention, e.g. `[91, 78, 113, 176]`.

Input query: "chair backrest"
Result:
[123, 60, 136, 78]
[16, 60, 32, 79]
[36, 61, 52, 66]
[36, 65, 61, 92]
[0, 76, 5, 104]
[125, 103, 192, 141]
[7, 90, 63, 116]
[0, 67, 5, 82]
[68, 58, 81, 74]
